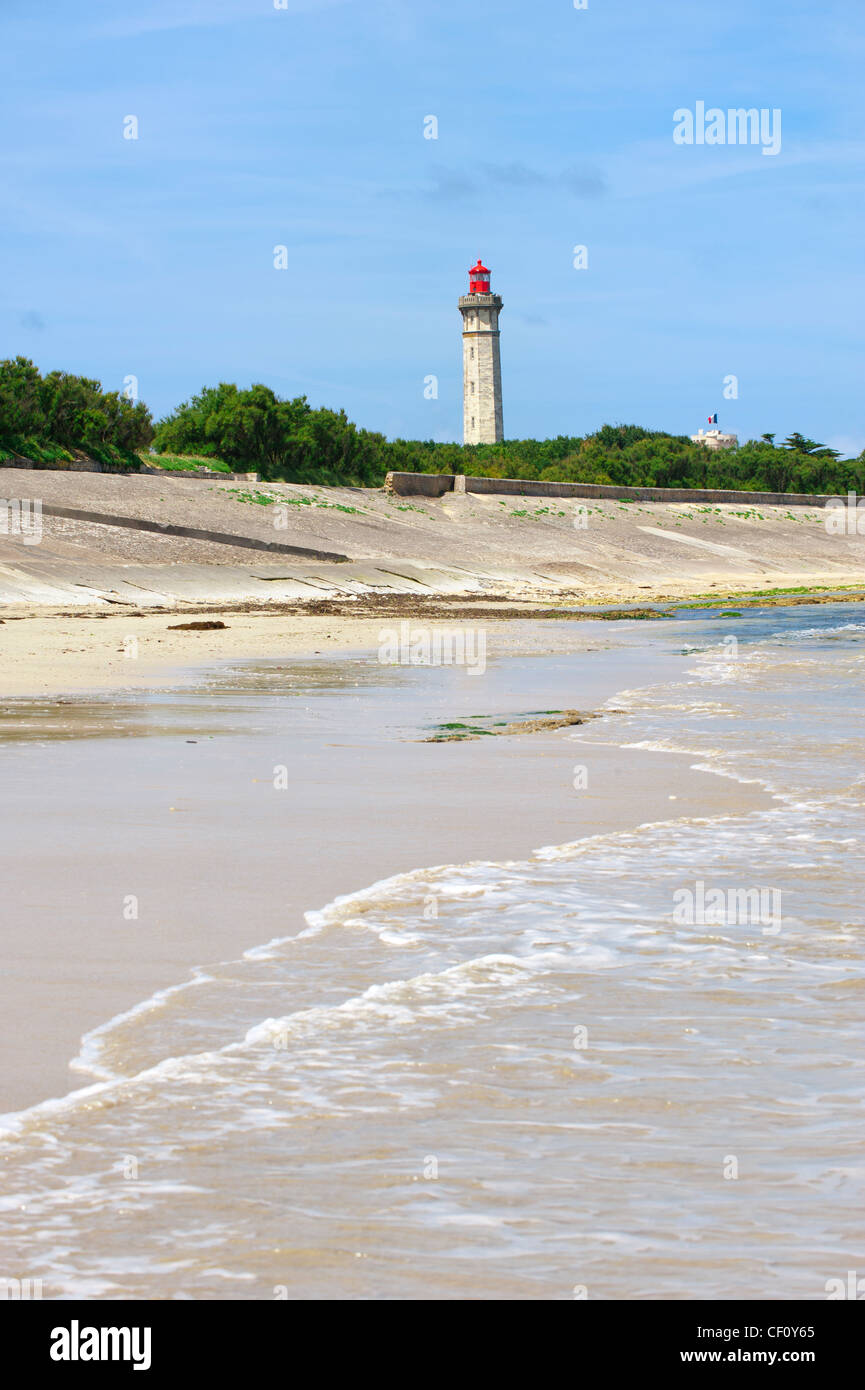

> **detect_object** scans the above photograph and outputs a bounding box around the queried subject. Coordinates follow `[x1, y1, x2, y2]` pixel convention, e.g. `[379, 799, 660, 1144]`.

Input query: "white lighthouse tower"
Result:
[459, 259, 503, 444]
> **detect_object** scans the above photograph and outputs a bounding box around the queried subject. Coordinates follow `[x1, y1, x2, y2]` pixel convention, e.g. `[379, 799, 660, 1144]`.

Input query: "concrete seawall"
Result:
[2, 456, 258, 482]
[384, 472, 456, 498]
[385, 471, 836, 509]
[2, 465, 862, 609]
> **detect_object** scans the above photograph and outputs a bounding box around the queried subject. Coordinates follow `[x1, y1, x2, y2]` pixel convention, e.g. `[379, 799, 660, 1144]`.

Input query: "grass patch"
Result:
[221, 489, 365, 514]
[222, 488, 276, 506]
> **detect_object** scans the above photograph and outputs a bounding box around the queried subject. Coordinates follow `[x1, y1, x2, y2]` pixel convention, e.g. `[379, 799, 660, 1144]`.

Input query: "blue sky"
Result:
[2, 0, 863, 452]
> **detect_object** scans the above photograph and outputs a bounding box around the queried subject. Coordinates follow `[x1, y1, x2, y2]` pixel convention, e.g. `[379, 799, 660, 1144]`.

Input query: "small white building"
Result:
[691, 427, 738, 451]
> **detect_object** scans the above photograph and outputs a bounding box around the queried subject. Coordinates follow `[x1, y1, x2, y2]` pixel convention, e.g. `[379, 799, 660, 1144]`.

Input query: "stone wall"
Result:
[384, 471, 834, 508]
[384, 471, 455, 498]
[1, 455, 131, 474]
[1, 455, 258, 482]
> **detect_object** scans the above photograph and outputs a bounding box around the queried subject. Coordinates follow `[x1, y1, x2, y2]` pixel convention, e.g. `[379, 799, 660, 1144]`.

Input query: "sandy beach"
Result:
[1, 477, 863, 1301]
[0, 620, 771, 1113]
[1, 599, 862, 1301]
[3, 587, 864, 700]
[5, 0, 865, 1321]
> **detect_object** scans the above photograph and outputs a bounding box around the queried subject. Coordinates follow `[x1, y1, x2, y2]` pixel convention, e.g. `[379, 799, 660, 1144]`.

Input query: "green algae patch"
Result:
[424, 709, 606, 742]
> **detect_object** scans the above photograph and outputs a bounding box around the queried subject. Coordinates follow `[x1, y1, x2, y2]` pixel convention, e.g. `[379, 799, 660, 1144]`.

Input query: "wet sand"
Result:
[0, 634, 772, 1114]
[4, 604, 625, 697]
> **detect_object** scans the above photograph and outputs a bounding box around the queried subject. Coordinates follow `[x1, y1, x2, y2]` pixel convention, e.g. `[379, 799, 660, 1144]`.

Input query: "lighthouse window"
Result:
[471, 381, 475, 393]
[470, 346, 474, 359]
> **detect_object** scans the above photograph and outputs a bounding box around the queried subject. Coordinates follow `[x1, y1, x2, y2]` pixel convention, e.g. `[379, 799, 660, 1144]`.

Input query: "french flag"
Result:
[708, 413, 718, 424]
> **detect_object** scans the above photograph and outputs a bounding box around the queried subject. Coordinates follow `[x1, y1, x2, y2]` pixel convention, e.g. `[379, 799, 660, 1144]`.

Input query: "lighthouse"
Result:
[459, 259, 503, 445]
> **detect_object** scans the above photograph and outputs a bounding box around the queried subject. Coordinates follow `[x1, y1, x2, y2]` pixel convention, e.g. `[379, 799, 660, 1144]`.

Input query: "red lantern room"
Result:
[468, 259, 491, 293]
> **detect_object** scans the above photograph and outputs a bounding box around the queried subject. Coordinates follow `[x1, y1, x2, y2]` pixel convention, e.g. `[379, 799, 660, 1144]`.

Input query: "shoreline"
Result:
[0, 633, 773, 1116]
[2, 586, 864, 700]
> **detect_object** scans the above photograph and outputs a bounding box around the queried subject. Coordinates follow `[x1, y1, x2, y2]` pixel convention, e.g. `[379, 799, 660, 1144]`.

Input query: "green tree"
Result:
[0, 358, 153, 459]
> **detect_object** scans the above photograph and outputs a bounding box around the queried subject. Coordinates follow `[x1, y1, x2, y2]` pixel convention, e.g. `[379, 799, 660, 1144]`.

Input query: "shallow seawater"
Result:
[0, 606, 863, 1299]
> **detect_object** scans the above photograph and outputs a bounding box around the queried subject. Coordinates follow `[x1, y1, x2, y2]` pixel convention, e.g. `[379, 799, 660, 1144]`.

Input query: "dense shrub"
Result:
[5, 359, 862, 494]
[0, 357, 154, 463]
[154, 383, 386, 486]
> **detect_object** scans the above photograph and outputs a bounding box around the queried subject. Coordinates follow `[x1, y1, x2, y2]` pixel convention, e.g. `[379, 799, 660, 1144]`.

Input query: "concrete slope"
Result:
[1, 468, 863, 607]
